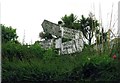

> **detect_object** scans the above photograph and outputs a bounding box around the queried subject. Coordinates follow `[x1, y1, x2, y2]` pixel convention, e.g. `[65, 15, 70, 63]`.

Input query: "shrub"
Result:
[29, 43, 45, 59]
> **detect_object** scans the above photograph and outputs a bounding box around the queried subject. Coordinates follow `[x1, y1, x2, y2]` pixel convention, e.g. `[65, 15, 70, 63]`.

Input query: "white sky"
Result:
[1, 0, 119, 44]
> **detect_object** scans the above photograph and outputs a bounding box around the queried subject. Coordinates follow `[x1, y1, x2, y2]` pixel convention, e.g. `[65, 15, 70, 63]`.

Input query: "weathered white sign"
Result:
[41, 20, 82, 39]
[62, 27, 82, 39]
[41, 20, 61, 37]
[40, 39, 53, 49]
[61, 39, 84, 54]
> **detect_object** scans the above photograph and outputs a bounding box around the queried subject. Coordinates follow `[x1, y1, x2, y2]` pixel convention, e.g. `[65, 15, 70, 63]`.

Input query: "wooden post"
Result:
[60, 25, 63, 55]
[108, 29, 110, 49]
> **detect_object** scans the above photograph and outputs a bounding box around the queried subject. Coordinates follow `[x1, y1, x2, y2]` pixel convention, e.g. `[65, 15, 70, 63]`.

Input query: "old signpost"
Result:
[41, 20, 84, 54]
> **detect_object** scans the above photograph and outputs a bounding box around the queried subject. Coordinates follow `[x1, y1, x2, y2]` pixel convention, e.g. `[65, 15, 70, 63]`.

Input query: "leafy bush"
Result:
[66, 55, 120, 81]
[2, 41, 19, 61]
[43, 48, 57, 60]
[2, 57, 75, 82]
[3, 50, 120, 82]
[29, 43, 45, 59]
[2, 41, 31, 61]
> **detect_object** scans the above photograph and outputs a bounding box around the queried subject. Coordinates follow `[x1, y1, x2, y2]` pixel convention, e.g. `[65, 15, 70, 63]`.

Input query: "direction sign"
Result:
[41, 20, 82, 39]
[41, 20, 61, 37]
[62, 27, 82, 39]
[40, 39, 53, 49]
[41, 20, 84, 54]
[61, 39, 84, 54]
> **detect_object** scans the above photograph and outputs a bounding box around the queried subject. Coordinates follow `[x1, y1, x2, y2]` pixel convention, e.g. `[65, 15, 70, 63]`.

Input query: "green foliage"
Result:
[2, 41, 16, 61]
[2, 55, 75, 82]
[64, 54, 120, 81]
[2, 41, 29, 61]
[1, 21, 120, 82]
[1, 24, 18, 43]
[2, 44, 120, 82]
[2, 39, 44, 61]
[43, 48, 55, 60]
[60, 13, 99, 45]
[80, 14, 99, 45]
[110, 38, 120, 59]
[61, 13, 80, 30]
[29, 43, 45, 59]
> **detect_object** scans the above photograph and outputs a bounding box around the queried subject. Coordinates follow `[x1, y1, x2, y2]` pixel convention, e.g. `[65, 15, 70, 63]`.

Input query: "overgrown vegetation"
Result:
[2, 45, 120, 82]
[1, 15, 120, 82]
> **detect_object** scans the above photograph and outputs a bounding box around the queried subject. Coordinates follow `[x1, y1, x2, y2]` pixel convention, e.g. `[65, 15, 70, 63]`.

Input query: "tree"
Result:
[80, 13, 99, 45]
[61, 13, 80, 30]
[1, 24, 18, 43]
[1, 24, 21, 60]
